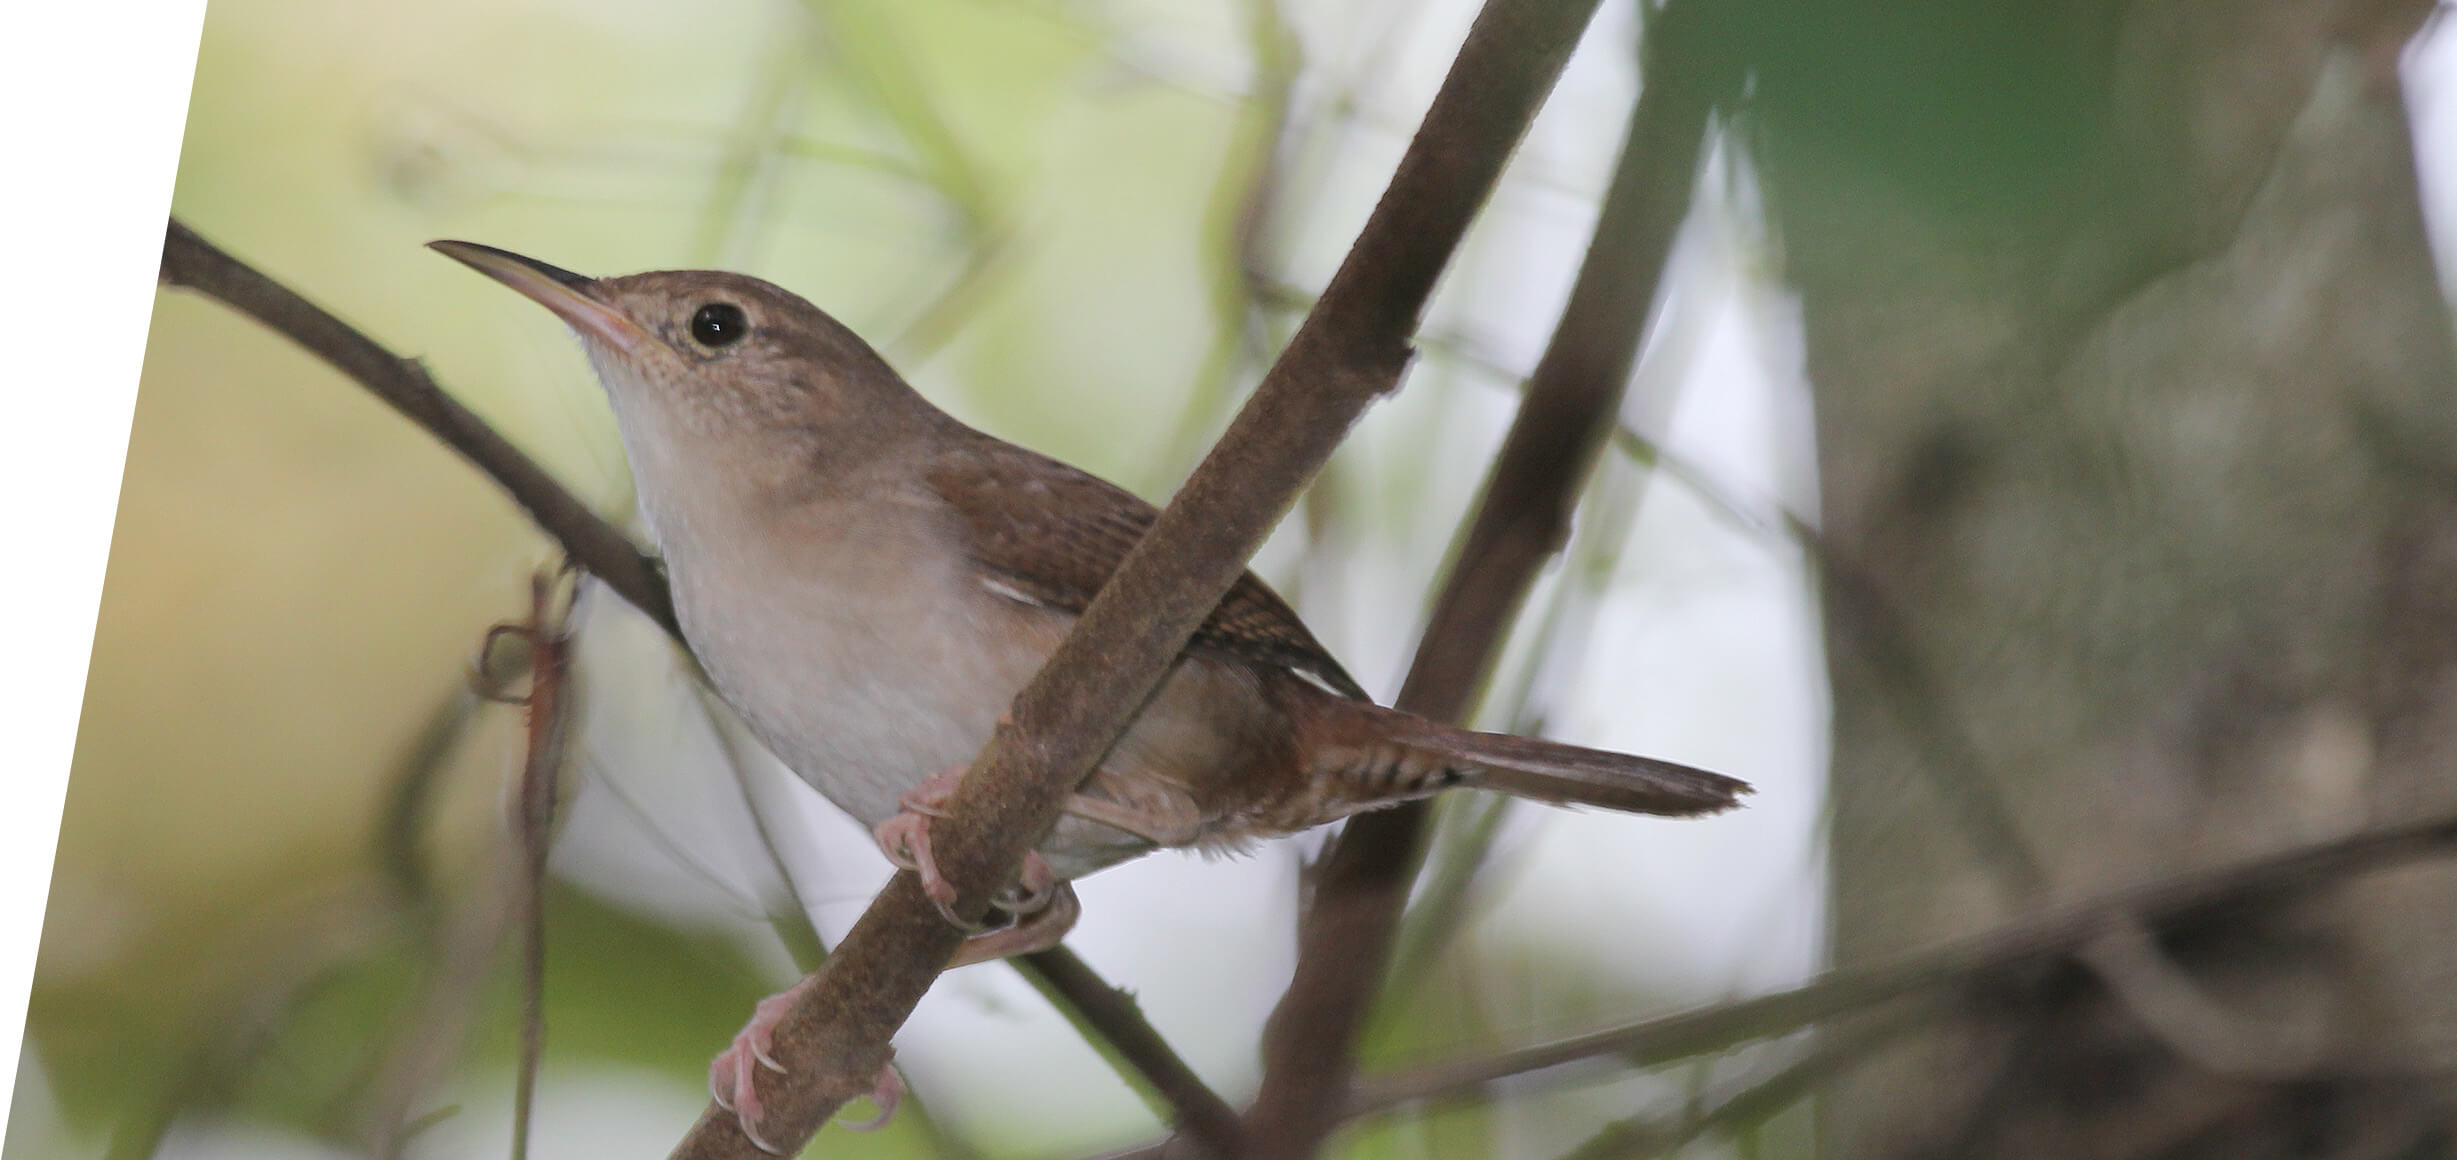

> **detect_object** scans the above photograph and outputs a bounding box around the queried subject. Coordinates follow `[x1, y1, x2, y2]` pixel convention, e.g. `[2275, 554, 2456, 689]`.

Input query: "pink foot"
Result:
[995, 847, 1059, 915]
[838, 1063, 906, 1132]
[709, 978, 907, 1151]
[949, 881, 1083, 968]
[873, 769, 966, 918]
[872, 769, 1062, 930]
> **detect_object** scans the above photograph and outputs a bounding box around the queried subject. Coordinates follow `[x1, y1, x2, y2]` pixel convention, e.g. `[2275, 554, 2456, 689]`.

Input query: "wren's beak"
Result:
[427, 240, 655, 357]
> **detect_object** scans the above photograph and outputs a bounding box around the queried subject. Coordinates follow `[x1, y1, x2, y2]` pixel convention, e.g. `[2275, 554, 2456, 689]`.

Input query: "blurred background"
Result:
[18, 0, 2457, 1158]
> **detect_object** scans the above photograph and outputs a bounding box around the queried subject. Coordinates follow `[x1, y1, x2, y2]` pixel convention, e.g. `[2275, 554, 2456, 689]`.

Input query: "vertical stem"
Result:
[1243, 9, 1725, 1152]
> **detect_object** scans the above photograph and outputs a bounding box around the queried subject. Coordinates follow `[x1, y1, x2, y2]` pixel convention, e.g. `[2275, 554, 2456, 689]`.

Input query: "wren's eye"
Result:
[690, 303, 748, 348]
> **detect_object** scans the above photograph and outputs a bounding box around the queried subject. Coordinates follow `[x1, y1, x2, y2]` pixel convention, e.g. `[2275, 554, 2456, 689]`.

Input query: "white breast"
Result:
[594, 363, 1053, 829]
[675, 499, 1059, 828]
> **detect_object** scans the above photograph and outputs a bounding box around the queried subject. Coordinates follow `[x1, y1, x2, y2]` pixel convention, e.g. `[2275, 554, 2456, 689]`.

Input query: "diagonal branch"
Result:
[155, 218, 1230, 1156]
[654, 0, 1616, 1154]
[1010, 948, 1247, 1151]
[158, 219, 681, 638]
[1347, 804, 2457, 1115]
[1552, 1002, 1935, 1160]
[1242, 5, 1728, 1153]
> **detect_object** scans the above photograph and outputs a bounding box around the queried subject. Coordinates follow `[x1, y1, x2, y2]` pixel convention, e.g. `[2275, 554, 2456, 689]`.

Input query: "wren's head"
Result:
[429, 241, 938, 480]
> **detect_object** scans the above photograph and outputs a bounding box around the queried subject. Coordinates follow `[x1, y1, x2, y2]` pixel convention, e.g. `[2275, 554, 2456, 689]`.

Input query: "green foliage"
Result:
[1736, 0, 2123, 217]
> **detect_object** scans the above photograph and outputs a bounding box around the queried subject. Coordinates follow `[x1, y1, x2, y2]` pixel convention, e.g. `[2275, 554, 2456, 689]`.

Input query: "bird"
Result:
[430, 239, 1750, 1149]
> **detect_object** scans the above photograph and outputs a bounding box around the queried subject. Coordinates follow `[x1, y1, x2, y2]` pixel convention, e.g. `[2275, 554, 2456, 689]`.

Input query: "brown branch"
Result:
[157, 219, 679, 638]
[1347, 804, 2457, 1115]
[1010, 948, 1247, 1153]
[155, 218, 1228, 1154]
[1242, 7, 1724, 1153]
[654, 0, 1621, 1153]
[495, 570, 580, 1160]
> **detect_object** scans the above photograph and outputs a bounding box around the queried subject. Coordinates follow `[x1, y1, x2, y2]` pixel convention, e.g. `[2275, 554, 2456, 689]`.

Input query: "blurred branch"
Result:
[1376, 435, 1672, 1019]
[807, 0, 995, 218]
[807, 0, 1018, 361]
[1256, 285, 1806, 548]
[122, 611, 541, 1159]
[358, 865, 519, 1159]
[660, 0, 1614, 1152]
[1552, 1002, 1932, 1160]
[774, 133, 930, 182]
[106, 887, 397, 1160]
[1824, 529, 2340, 1075]
[1606, 422, 1807, 546]
[690, 12, 813, 267]
[374, 683, 483, 917]
[1372, 791, 1515, 1021]
[1347, 804, 2457, 1116]
[154, 218, 1227, 1155]
[2073, 916, 2336, 1078]
[884, 231, 1019, 364]
[1148, 0, 1302, 484]
[1639, 1011, 1922, 1158]
[1819, 556, 2050, 898]
[1243, 7, 1723, 1152]
[367, 584, 581, 1160]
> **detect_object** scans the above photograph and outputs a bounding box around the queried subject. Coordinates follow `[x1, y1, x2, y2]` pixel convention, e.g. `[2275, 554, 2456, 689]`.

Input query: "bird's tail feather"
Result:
[1440, 726, 1747, 815]
[1315, 703, 1749, 817]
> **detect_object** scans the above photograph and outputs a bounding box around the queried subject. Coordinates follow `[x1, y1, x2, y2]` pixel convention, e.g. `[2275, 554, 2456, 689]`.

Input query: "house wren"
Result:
[431, 240, 1748, 1148]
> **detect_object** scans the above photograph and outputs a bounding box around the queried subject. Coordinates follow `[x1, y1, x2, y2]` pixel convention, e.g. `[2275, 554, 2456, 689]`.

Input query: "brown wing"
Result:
[925, 435, 1370, 702]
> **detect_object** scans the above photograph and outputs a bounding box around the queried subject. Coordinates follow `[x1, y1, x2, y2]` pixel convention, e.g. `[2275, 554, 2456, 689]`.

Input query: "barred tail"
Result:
[1313, 702, 1749, 817]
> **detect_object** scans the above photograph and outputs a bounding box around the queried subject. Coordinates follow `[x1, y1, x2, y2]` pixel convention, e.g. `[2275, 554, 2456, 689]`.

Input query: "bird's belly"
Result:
[673, 559, 1048, 830]
[655, 518, 1282, 882]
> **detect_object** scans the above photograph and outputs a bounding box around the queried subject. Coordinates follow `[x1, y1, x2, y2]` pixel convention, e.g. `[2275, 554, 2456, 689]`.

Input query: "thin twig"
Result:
[1374, 434, 1672, 1019]
[1372, 791, 1515, 1026]
[808, 0, 1016, 361]
[1819, 555, 2050, 899]
[1247, 287, 1799, 545]
[491, 570, 580, 1160]
[155, 219, 1231, 1155]
[1605, 422, 1804, 546]
[1614, 1002, 1933, 1159]
[1824, 534, 2345, 1077]
[1537, 1008, 1917, 1160]
[693, 679, 837, 972]
[373, 683, 483, 916]
[358, 861, 522, 1160]
[690, 12, 811, 267]
[358, 627, 557, 1158]
[1347, 804, 2457, 1116]
[1009, 948, 1247, 1154]
[1243, 8, 1723, 1152]
[105, 886, 397, 1160]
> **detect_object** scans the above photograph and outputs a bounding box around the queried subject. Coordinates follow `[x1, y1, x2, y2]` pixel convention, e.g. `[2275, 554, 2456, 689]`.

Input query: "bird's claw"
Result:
[838, 1062, 906, 1132]
[873, 769, 1062, 935]
[709, 988, 801, 1152]
[711, 983, 907, 1150]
